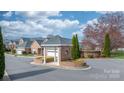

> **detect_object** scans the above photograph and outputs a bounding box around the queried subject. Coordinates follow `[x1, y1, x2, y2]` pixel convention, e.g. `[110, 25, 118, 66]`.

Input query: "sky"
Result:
[0, 11, 102, 41]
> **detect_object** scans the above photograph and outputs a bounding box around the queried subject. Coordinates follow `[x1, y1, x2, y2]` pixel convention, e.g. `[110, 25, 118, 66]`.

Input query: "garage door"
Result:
[17, 50, 22, 54]
[47, 50, 58, 57]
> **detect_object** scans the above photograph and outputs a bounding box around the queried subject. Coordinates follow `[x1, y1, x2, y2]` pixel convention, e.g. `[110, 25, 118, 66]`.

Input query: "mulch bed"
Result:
[60, 61, 89, 68]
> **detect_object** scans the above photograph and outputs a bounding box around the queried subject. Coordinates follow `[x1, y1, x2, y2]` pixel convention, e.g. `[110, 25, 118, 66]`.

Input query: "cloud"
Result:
[15, 11, 61, 19]
[72, 24, 86, 41]
[3, 11, 13, 17]
[87, 18, 98, 25]
[0, 11, 80, 39]
[40, 18, 79, 29]
[96, 11, 122, 14]
[0, 20, 53, 38]
[79, 18, 98, 33]
[96, 11, 108, 14]
[72, 30, 83, 41]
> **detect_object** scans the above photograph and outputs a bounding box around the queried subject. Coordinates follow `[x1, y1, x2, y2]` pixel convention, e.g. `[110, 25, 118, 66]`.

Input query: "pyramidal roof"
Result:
[43, 35, 72, 45]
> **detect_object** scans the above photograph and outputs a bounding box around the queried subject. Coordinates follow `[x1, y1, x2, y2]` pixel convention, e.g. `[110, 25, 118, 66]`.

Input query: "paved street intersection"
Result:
[5, 54, 124, 81]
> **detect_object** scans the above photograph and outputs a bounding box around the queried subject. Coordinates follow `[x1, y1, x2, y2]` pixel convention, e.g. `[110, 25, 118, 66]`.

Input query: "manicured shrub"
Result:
[103, 33, 111, 57]
[46, 56, 54, 62]
[12, 49, 16, 54]
[0, 27, 5, 79]
[22, 51, 27, 54]
[34, 56, 54, 63]
[87, 55, 93, 58]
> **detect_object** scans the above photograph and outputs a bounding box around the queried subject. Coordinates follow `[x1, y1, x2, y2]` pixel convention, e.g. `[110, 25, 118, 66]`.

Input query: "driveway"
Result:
[5, 55, 124, 81]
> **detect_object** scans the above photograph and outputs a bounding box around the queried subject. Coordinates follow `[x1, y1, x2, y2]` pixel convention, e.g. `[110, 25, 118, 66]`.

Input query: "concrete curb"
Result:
[31, 62, 91, 71]
[59, 66, 91, 71]
[83, 58, 124, 60]
[6, 54, 35, 58]
[5, 54, 15, 56]
[15, 56, 35, 58]
[2, 70, 11, 81]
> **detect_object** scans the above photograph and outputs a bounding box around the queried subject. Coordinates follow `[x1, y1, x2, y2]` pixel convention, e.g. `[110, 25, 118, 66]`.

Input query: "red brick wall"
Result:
[61, 46, 72, 61]
[31, 41, 42, 55]
[25, 48, 31, 54]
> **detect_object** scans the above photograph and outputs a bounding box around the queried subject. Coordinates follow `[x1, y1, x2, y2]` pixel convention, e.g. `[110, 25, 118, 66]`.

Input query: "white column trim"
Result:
[54, 47, 56, 62]
[43, 47, 46, 64]
[57, 47, 61, 66]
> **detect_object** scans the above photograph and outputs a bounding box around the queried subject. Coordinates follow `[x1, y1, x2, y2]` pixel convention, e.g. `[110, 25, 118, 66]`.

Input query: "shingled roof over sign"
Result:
[42, 35, 72, 45]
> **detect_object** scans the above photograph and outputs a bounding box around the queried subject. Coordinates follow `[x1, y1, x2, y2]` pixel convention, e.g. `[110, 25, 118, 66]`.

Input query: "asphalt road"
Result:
[5, 54, 124, 81]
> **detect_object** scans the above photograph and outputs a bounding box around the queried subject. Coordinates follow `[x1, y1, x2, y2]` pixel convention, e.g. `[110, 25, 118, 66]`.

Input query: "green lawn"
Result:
[6, 52, 34, 57]
[111, 51, 124, 59]
[15, 54, 34, 57]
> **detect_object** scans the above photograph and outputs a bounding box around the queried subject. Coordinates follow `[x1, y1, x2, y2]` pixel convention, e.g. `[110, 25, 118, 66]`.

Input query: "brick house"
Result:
[4, 40, 19, 51]
[31, 40, 44, 55]
[16, 37, 44, 54]
[16, 38, 33, 54]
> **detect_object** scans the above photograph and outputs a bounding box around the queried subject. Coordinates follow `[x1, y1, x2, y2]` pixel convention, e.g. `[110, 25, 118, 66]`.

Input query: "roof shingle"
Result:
[43, 35, 72, 45]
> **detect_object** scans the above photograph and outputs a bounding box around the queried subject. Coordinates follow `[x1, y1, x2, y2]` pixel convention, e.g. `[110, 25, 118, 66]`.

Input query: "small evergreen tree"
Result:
[71, 35, 76, 59]
[71, 34, 80, 59]
[75, 34, 80, 58]
[0, 27, 5, 79]
[103, 32, 111, 57]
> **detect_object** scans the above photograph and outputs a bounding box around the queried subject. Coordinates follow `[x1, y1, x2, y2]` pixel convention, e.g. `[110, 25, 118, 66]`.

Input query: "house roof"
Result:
[13, 40, 19, 45]
[17, 40, 33, 48]
[33, 37, 44, 41]
[35, 40, 44, 45]
[21, 37, 31, 42]
[25, 41, 33, 48]
[19, 37, 43, 48]
[4, 39, 19, 45]
[42, 35, 72, 46]
[21, 37, 44, 42]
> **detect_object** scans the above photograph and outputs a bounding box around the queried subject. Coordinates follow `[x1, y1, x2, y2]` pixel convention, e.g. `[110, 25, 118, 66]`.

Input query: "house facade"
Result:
[4, 40, 18, 51]
[16, 38, 33, 54]
[31, 40, 43, 55]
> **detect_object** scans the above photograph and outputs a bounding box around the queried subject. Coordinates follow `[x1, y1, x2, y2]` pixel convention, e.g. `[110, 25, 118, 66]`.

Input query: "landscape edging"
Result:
[31, 62, 91, 71]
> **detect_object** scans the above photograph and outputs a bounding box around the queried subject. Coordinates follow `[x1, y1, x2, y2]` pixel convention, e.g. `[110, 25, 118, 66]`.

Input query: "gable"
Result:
[31, 41, 41, 49]
[19, 39, 24, 45]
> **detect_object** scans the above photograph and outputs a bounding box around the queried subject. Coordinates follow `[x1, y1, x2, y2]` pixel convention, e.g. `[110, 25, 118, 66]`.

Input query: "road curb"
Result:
[31, 62, 91, 71]
[6, 54, 35, 58]
[83, 58, 124, 60]
[15, 56, 35, 58]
